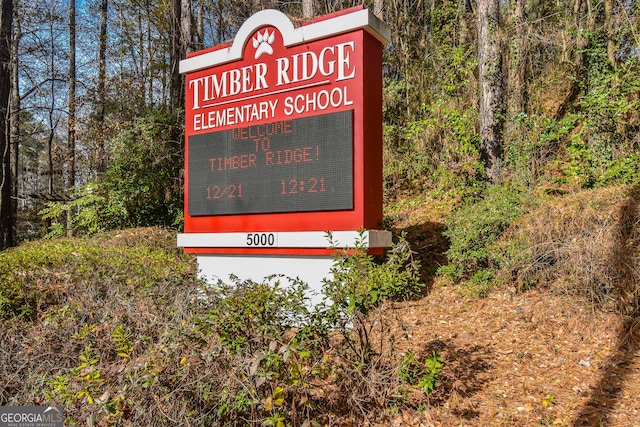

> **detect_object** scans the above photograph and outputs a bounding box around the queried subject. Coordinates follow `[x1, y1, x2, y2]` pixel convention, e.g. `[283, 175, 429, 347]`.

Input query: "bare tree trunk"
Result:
[302, 0, 313, 19]
[145, 0, 152, 105]
[67, 0, 76, 236]
[508, 0, 527, 116]
[604, 0, 616, 68]
[96, 0, 107, 174]
[373, 0, 383, 20]
[477, 0, 504, 183]
[47, 119, 54, 195]
[574, 0, 585, 64]
[47, 14, 55, 196]
[195, 0, 203, 51]
[10, 15, 19, 219]
[137, 7, 146, 105]
[0, 0, 14, 249]
[181, 0, 193, 56]
[169, 0, 182, 112]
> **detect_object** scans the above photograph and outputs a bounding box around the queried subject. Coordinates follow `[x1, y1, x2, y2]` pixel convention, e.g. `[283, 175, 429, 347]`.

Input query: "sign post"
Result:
[177, 7, 391, 296]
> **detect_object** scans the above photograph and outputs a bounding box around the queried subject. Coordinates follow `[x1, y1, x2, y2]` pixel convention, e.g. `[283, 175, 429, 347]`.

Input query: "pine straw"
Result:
[496, 185, 640, 316]
[387, 282, 640, 426]
[380, 185, 640, 426]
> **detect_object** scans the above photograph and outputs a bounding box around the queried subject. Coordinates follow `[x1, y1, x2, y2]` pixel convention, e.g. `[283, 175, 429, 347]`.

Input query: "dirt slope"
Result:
[382, 189, 640, 426]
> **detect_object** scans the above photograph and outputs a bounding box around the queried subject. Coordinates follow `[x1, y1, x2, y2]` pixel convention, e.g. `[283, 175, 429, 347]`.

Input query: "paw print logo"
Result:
[253, 29, 275, 59]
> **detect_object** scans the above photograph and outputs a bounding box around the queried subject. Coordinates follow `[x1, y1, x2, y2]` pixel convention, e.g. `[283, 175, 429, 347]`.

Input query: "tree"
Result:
[10, 5, 20, 225]
[302, 0, 312, 19]
[604, 0, 616, 69]
[477, 0, 504, 183]
[507, 0, 527, 117]
[66, 0, 76, 236]
[0, 0, 14, 249]
[94, 0, 108, 173]
[373, 0, 383, 20]
[181, 0, 194, 57]
[169, 0, 182, 113]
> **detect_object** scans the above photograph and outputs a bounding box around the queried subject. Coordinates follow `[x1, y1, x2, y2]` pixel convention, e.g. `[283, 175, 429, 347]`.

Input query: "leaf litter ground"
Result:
[384, 191, 640, 426]
[387, 284, 640, 426]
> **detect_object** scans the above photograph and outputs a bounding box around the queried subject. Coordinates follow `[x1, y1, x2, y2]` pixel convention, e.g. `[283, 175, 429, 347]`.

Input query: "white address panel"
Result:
[177, 230, 392, 248]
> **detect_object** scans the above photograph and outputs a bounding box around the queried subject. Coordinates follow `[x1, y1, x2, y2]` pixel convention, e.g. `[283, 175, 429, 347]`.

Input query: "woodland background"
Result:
[0, 0, 637, 246]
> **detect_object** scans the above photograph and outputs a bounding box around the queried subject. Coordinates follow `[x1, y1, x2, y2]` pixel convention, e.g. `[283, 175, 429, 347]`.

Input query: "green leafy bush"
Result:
[0, 229, 192, 319]
[545, 38, 640, 190]
[323, 231, 423, 316]
[399, 350, 444, 395]
[383, 99, 484, 199]
[40, 110, 184, 236]
[194, 277, 320, 354]
[440, 185, 532, 289]
[318, 233, 431, 413]
[102, 111, 183, 228]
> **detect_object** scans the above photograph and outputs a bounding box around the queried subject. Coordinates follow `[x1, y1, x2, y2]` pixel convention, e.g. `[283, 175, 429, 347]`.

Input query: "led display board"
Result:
[188, 111, 353, 216]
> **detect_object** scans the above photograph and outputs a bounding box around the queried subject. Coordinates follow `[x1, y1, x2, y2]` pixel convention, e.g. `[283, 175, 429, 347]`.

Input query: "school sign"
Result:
[177, 7, 391, 291]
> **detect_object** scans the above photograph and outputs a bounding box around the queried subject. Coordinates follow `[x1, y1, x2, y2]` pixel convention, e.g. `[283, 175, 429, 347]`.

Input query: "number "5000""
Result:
[246, 233, 276, 246]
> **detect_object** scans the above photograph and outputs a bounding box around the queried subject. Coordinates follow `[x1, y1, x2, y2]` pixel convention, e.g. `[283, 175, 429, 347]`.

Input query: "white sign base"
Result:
[196, 253, 335, 306]
[180, 230, 392, 306]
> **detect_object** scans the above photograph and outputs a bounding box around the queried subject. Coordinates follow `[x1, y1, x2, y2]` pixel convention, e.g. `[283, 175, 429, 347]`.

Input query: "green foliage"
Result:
[189, 233, 428, 423]
[46, 344, 104, 405]
[39, 184, 108, 238]
[399, 350, 444, 395]
[2, 226, 437, 424]
[316, 234, 433, 412]
[505, 112, 581, 186]
[0, 230, 191, 319]
[323, 231, 423, 317]
[40, 110, 184, 236]
[382, 0, 481, 197]
[195, 277, 318, 354]
[440, 185, 531, 287]
[540, 35, 640, 190]
[102, 110, 183, 228]
[384, 98, 484, 198]
[598, 153, 640, 186]
[420, 352, 444, 395]
[463, 269, 496, 298]
[111, 325, 134, 358]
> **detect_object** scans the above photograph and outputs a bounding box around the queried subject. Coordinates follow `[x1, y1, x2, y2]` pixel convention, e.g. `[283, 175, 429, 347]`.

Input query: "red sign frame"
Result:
[180, 7, 389, 253]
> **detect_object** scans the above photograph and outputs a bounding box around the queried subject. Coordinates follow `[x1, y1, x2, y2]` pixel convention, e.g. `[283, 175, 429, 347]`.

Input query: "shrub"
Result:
[399, 350, 444, 395]
[319, 233, 429, 414]
[101, 111, 183, 228]
[439, 184, 532, 289]
[1, 229, 435, 424]
[0, 228, 192, 319]
[383, 100, 485, 200]
[323, 231, 423, 317]
[40, 110, 184, 237]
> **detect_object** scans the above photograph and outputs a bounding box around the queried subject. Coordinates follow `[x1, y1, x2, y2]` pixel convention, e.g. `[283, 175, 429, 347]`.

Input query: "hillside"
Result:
[391, 283, 640, 426]
[1, 186, 640, 426]
[384, 185, 640, 426]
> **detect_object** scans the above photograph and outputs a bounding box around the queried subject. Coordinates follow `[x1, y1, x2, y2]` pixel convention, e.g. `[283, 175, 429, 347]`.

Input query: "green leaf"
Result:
[273, 387, 285, 406]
